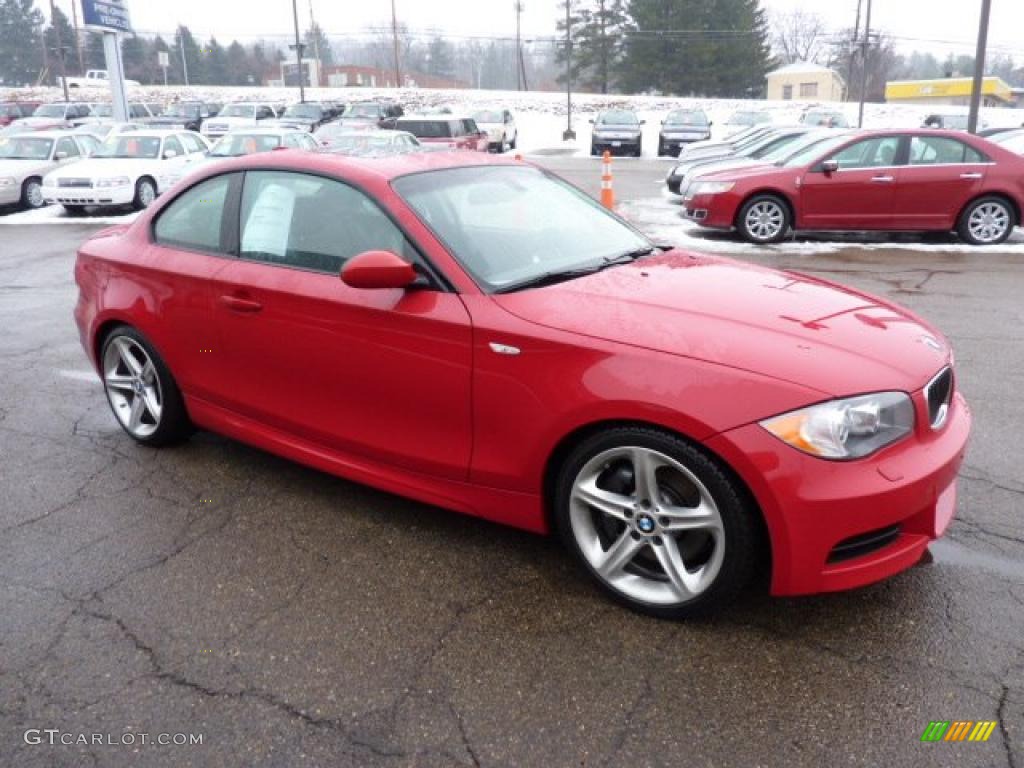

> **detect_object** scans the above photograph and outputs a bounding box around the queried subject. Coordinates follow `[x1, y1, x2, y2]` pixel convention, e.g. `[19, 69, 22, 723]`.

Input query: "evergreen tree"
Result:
[173, 25, 203, 85]
[555, 0, 588, 89]
[203, 37, 228, 84]
[44, 5, 77, 78]
[120, 34, 150, 84]
[226, 41, 249, 85]
[0, 0, 44, 86]
[619, 0, 773, 97]
[426, 36, 455, 80]
[305, 22, 333, 67]
[84, 31, 105, 70]
[576, 0, 628, 93]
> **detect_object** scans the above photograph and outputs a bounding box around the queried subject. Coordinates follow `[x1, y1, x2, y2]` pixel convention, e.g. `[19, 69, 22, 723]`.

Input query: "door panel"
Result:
[213, 263, 474, 480]
[798, 135, 904, 230]
[889, 137, 989, 229]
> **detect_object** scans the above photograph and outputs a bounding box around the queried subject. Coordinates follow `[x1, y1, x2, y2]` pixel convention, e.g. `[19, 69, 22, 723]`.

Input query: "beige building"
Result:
[766, 62, 846, 102]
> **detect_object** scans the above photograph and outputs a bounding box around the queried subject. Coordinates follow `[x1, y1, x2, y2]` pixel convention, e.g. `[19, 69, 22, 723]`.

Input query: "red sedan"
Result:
[74, 151, 970, 618]
[683, 129, 1024, 245]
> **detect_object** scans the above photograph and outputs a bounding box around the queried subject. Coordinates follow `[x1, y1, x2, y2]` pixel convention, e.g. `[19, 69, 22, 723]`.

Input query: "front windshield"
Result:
[0, 137, 53, 160]
[746, 133, 804, 159]
[164, 104, 201, 118]
[765, 133, 837, 163]
[219, 105, 256, 118]
[345, 103, 382, 119]
[33, 105, 67, 118]
[473, 110, 503, 124]
[781, 134, 852, 167]
[394, 165, 651, 292]
[397, 120, 452, 139]
[92, 135, 162, 159]
[0, 105, 22, 117]
[210, 133, 282, 156]
[665, 110, 708, 126]
[598, 110, 640, 125]
[284, 104, 321, 118]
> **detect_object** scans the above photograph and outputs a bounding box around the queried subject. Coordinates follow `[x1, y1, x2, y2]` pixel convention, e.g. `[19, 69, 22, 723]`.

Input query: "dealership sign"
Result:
[81, 0, 133, 34]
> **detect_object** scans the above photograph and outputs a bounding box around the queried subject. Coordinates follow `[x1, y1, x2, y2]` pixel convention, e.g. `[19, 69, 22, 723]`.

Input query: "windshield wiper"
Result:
[495, 246, 656, 294]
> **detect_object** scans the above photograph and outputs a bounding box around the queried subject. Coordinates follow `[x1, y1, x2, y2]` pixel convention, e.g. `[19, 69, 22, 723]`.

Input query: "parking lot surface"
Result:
[1, 158, 1022, 767]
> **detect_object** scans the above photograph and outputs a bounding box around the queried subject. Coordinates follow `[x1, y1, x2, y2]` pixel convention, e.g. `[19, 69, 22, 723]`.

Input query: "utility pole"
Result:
[391, 0, 402, 88]
[515, 1, 525, 91]
[562, 0, 575, 140]
[179, 27, 190, 86]
[967, 0, 992, 134]
[291, 0, 306, 101]
[49, 0, 70, 101]
[856, 0, 873, 128]
[845, 0, 862, 103]
[308, 0, 322, 87]
[69, 0, 84, 73]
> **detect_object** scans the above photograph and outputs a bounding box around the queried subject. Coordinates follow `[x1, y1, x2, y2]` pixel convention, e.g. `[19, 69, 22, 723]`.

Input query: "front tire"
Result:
[958, 196, 1015, 245]
[554, 427, 760, 619]
[100, 326, 192, 446]
[21, 177, 44, 209]
[132, 178, 156, 211]
[737, 194, 790, 244]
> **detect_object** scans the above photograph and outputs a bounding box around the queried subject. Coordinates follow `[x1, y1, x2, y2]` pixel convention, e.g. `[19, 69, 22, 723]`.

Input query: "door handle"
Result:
[959, 172, 983, 180]
[219, 294, 263, 313]
[870, 175, 894, 183]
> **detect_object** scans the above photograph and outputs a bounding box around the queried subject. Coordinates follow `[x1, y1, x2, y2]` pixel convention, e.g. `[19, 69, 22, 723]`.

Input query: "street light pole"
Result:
[292, 0, 305, 101]
[562, 0, 575, 140]
[49, 0, 70, 101]
[967, 0, 992, 134]
[856, 0, 873, 128]
[391, 0, 402, 88]
[179, 28, 190, 86]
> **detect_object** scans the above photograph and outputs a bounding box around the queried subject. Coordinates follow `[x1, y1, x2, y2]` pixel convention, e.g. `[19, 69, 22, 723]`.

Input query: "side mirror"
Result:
[341, 250, 417, 290]
[164, 149, 178, 159]
[820, 159, 840, 174]
[640, 119, 647, 125]
[55, 151, 69, 160]
[589, 118, 595, 124]
[708, 120, 714, 127]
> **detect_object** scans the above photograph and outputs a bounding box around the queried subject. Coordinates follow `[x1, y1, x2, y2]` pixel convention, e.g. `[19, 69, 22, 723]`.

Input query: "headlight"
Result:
[760, 392, 915, 460]
[689, 180, 735, 195]
[0, 177, 16, 188]
[95, 177, 131, 188]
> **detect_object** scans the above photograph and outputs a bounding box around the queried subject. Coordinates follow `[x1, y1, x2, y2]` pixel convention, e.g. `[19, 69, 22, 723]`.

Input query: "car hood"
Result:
[492, 251, 950, 397]
[46, 157, 161, 179]
[694, 163, 792, 184]
[662, 125, 710, 134]
[0, 158, 54, 179]
[594, 123, 641, 131]
[206, 116, 258, 127]
[145, 116, 195, 126]
[10, 117, 65, 128]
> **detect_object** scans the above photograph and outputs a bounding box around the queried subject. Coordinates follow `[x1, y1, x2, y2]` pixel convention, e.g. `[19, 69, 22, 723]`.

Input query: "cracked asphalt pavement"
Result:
[1, 158, 1022, 767]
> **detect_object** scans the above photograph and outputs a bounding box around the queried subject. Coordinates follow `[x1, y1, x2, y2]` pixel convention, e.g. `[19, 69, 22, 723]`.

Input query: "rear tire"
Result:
[737, 194, 790, 244]
[957, 196, 1015, 246]
[99, 325, 193, 447]
[554, 427, 760, 619]
[20, 177, 44, 209]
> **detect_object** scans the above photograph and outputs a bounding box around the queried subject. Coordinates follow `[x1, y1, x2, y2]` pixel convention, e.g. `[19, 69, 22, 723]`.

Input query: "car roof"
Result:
[217, 127, 308, 135]
[399, 114, 473, 121]
[199, 146, 522, 182]
[5, 130, 69, 138]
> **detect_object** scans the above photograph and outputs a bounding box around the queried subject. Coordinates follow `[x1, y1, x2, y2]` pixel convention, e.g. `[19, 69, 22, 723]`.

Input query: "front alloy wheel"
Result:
[738, 195, 790, 244]
[555, 428, 760, 618]
[21, 178, 44, 209]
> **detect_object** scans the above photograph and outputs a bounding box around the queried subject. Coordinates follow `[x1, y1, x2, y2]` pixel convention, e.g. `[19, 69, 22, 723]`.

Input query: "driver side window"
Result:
[828, 136, 902, 169]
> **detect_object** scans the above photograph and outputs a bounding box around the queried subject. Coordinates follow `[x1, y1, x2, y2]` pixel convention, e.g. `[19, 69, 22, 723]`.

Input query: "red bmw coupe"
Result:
[74, 150, 970, 618]
[683, 129, 1024, 245]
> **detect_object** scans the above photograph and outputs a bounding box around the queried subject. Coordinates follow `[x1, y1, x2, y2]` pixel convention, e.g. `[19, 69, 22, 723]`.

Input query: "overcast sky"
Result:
[55, 0, 1024, 59]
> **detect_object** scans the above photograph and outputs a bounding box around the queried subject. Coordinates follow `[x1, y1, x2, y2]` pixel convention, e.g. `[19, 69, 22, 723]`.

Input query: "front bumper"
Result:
[43, 183, 136, 207]
[683, 190, 743, 229]
[592, 135, 641, 151]
[660, 133, 710, 153]
[706, 390, 971, 596]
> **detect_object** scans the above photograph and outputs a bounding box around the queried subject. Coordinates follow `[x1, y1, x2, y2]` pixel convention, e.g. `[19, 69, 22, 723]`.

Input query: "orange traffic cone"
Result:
[600, 151, 615, 210]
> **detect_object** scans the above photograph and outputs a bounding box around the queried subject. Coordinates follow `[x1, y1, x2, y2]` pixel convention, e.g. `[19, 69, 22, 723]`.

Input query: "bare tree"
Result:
[771, 9, 829, 65]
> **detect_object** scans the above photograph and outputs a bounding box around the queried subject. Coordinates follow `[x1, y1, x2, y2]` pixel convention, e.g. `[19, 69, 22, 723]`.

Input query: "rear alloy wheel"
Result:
[738, 195, 790, 244]
[132, 178, 156, 210]
[21, 178, 44, 209]
[555, 428, 760, 619]
[101, 327, 192, 446]
[959, 196, 1015, 246]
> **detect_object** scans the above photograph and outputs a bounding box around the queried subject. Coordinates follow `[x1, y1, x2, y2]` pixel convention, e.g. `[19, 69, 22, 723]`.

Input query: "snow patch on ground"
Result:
[0, 204, 138, 226]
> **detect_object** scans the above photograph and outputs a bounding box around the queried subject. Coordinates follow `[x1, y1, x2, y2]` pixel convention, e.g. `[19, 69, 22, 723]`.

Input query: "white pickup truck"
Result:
[58, 70, 140, 89]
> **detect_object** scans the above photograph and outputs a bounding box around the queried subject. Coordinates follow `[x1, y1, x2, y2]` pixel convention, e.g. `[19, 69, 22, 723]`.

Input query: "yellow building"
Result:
[884, 77, 1014, 107]
[765, 62, 846, 102]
